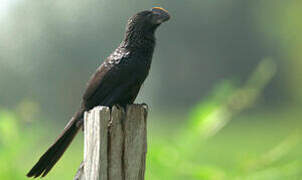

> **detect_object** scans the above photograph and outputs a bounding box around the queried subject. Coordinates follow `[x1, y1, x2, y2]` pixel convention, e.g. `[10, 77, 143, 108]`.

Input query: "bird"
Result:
[26, 7, 170, 178]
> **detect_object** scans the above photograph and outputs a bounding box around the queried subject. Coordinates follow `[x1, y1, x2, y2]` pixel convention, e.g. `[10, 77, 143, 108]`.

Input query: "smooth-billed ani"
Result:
[27, 7, 170, 178]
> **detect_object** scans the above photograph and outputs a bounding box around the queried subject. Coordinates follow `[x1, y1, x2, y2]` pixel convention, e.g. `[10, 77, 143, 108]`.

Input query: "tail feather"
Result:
[27, 118, 81, 178]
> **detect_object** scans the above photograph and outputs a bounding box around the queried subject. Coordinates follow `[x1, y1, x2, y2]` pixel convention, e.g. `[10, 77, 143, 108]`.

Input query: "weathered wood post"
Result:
[74, 104, 148, 180]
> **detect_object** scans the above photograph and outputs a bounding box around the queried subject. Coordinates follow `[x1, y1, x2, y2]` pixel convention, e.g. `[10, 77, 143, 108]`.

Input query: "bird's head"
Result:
[126, 7, 170, 35]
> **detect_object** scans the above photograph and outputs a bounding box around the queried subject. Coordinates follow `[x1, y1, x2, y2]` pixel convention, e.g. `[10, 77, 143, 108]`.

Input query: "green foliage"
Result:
[145, 59, 301, 180]
[0, 110, 31, 179]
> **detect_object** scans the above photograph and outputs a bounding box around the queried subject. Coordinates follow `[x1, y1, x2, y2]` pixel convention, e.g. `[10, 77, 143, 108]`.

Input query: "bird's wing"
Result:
[82, 57, 133, 108]
[82, 63, 110, 101]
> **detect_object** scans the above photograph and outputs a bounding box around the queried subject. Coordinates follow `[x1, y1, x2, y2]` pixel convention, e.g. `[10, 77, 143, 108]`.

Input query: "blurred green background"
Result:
[1, 0, 302, 179]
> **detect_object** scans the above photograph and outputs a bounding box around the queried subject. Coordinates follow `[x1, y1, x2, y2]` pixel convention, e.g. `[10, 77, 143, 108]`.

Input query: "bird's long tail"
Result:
[27, 112, 83, 178]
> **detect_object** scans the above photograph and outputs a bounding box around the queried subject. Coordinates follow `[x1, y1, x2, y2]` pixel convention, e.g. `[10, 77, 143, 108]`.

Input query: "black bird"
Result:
[26, 7, 170, 178]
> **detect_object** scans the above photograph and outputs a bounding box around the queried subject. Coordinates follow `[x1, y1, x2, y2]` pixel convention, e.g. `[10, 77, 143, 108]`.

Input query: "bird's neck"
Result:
[121, 29, 156, 52]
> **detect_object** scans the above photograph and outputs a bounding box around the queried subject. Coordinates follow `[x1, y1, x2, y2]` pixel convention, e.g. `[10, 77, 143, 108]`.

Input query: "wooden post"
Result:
[74, 104, 148, 180]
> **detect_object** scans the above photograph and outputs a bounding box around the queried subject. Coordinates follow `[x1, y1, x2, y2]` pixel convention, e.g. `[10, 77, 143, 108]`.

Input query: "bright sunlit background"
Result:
[1, 0, 302, 179]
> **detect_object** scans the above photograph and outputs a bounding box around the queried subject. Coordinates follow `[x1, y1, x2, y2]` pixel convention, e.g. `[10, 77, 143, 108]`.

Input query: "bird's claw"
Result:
[141, 103, 149, 110]
[115, 104, 125, 112]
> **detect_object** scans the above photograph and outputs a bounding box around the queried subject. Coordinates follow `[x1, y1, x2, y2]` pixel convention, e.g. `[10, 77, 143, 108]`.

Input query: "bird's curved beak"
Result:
[151, 7, 171, 24]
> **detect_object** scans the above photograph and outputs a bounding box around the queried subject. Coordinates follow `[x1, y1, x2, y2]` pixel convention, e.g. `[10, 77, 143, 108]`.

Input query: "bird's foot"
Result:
[141, 103, 149, 110]
[115, 104, 126, 112]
